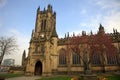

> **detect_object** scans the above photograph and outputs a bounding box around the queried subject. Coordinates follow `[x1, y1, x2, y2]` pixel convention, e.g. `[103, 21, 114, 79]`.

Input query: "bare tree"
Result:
[0, 36, 17, 65]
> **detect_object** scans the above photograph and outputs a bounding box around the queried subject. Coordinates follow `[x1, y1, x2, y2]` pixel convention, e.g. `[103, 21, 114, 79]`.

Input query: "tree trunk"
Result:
[0, 52, 5, 65]
[101, 52, 106, 73]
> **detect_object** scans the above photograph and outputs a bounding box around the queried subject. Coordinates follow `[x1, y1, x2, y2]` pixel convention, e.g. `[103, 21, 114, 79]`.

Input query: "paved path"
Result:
[5, 76, 41, 80]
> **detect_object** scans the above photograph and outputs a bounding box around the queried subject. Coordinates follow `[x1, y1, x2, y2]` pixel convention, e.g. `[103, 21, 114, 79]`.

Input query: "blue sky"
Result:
[0, 0, 120, 65]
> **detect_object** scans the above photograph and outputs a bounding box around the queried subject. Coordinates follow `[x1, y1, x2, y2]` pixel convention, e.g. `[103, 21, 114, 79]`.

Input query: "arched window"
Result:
[41, 20, 46, 31]
[91, 53, 101, 65]
[41, 20, 44, 31]
[43, 20, 46, 30]
[107, 54, 118, 65]
[72, 52, 80, 64]
[41, 44, 44, 54]
[59, 49, 67, 65]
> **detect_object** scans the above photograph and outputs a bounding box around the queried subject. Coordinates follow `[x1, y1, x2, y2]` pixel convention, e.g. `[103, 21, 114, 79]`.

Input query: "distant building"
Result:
[3, 59, 15, 66]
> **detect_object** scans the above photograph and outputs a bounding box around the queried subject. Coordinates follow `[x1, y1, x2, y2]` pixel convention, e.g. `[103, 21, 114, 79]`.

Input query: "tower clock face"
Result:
[40, 33, 44, 38]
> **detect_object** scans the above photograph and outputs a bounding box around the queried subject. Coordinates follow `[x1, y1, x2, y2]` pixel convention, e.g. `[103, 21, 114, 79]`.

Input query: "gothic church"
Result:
[22, 5, 120, 76]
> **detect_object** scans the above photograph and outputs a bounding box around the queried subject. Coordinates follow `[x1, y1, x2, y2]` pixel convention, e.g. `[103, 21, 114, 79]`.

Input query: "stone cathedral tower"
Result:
[25, 4, 58, 76]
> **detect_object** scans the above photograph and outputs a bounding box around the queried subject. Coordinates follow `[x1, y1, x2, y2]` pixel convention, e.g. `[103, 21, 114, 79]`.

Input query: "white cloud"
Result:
[79, 11, 120, 34]
[82, 0, 120, 33]
[92, 0, 120, 33]
[78, 10, 120, 34]
[78, 14, 102, 34]
[93, 0, 120, 10]
[0, 0, 7, 8]
[103, 11, 120, 33]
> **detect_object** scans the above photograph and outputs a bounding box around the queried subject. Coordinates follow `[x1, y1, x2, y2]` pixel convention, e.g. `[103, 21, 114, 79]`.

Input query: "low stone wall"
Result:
[81, 75, 98, 80]
[9, 66, 25, 74]
[9, 66, 25, 71]
[10, 70, 24, 74]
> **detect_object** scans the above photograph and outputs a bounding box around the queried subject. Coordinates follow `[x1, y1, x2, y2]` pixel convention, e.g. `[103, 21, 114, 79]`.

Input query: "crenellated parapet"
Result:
[108, 29, 120, 43]
[37, 4, 56, 18]
[58, 24, 120, 45]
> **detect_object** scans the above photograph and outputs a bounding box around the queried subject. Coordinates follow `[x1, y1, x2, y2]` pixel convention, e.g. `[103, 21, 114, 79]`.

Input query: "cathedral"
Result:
[22, 5, 120, 76]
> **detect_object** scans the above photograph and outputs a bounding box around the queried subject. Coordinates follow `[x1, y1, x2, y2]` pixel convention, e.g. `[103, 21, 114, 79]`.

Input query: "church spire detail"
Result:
[98, 24, 105, 35]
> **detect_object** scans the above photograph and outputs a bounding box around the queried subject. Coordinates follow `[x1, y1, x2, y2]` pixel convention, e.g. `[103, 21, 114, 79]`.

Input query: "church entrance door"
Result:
[34, 61, 42, 75]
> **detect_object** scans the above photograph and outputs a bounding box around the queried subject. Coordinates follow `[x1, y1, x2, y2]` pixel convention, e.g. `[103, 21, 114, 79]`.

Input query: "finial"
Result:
[99, 23, 104, 30]
[82, 31, 86, 36]
[98, 24, 105, 34]
[51, 5, 52, 9]
[23, 50, 25, 53]
[73, 32, 75, 36]
[37, 6, 40, 11]
[47, 4, 52, 12]
[48, 4, 51, 8]
[100, 23, 102, 27]
[54, 11, 56, 15]
[113, 28, 115, 33]
[44, 7, 45, 11]
[67, 32, 69, 38]
[31, 29, 35, 37]
[23, 50, 26, 57]
[115, 29, 117, 33]
[65, 34, 66, 38]
[90, 30, 93, 35]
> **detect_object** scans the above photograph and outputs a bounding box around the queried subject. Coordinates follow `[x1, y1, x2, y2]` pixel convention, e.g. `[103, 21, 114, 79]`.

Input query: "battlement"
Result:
[37, 4, 56, 16]
[58, 25, 120, 45]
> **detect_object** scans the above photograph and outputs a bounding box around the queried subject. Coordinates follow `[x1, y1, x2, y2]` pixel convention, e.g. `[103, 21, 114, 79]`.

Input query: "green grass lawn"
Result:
[107, 76, 120, 80]
[0, 73, 23, 78]
[37, 76, 71, 80]
[37, 75, 120, 80]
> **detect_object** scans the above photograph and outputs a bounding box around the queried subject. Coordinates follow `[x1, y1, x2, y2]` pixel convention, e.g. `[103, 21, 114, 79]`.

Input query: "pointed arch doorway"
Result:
[34, 61, 42, 75]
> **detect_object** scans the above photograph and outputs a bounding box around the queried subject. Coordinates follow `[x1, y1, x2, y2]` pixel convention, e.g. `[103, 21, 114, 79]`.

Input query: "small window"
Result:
[107, 54, 118, 65]
[72, 52, 80, 64]
[59, 49, 67, 65]
[91, 53, 101, 65]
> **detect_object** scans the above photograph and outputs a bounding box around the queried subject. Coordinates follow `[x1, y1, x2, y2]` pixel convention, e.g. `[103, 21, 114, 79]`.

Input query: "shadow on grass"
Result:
[0, 73, 23, 78]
